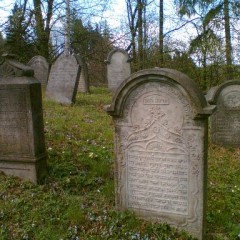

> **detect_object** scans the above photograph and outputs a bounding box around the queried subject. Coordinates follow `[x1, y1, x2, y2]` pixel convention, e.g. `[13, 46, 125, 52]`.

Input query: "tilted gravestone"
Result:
[27, 55, 49, 89]
[206, 80, 240, 146]
[77, 56, 90, 93]
[105, 68, 215, 240]
[45, 54, 81, 105]
[0, 54, 47, 183]
[106, 48, 131, 92]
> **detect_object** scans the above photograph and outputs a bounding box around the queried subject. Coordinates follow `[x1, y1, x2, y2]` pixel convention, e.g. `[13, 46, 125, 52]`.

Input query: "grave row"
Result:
[1, 52, 240, 240]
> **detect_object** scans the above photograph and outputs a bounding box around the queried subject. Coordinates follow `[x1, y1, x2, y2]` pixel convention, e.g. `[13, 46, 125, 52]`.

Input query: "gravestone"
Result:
[106, 48, 131, 92]
[105, 68, 215, 240]
[45, 54, 81, 105]
[77, 56, 90, 93]
[206, 80, 240, 146]
[0, 54, 47, 183]
[27, 55, 49, 89]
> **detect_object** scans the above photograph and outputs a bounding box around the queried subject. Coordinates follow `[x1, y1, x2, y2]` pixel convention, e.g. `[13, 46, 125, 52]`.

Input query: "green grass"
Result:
[0, 87, 239, 239]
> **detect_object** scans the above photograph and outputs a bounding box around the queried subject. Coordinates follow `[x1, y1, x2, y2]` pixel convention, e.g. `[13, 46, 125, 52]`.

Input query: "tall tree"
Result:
[223, 0, 232, 79]
[159, 0, 164, 65]
[33, 0, 55, 59]
[126, 0, 148, 70]
[126, 0, 138, 69]
[4, 2, 34, 62]
[174, 0, 240, 80]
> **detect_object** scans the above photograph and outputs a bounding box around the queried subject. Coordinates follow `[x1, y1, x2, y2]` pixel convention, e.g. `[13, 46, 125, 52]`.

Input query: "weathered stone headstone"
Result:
[106, 48, 131, 92]
[77, 56, 90, 93]
[206, 80, 240, 146]
[45, 54, 81, 105]
[0, 54, 47, 183]
[27, 55, 49, 89]
[105, 68, 215, 240]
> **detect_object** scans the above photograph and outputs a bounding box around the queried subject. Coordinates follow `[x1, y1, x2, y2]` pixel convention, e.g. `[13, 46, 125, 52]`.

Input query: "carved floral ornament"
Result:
[0, 54, 34, 78]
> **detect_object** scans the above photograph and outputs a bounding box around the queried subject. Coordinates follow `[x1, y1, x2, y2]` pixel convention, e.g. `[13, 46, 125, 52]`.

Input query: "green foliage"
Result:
[4, 3, 34, 62]
[70, 12, 113, 86]
[0, 87, 239, 239]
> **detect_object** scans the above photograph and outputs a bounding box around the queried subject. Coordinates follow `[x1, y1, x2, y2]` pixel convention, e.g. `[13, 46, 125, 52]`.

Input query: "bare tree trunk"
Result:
[126, 0, 138, 71]
[64, 0, 71, 55]
[224, 0, 233, 79]
[137, 0, 144, 70]
[159, 0, 164, 66]
[33, 0, 54, 59]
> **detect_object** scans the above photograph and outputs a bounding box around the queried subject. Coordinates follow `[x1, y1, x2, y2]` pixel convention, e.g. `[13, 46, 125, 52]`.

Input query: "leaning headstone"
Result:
[206, 80, 240, 146]
[45, 54, 81, 105]
[77, 56, 90, 93]
[0, 54, 47, 183]
[106, 48, 131, 92]
[27, 55, 49, 89]
[105, 68, 215, 240]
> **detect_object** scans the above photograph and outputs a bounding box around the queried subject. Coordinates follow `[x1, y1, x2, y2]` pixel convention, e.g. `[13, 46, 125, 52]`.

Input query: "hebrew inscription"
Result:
[0, 89, 30, 154]
[127, 151, 189, 215]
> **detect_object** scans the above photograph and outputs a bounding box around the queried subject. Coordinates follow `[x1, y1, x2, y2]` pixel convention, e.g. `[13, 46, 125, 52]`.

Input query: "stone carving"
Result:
[27, 55, 49, 89]
[106, 48, 131, 92]
[206, 80, 240, 146]
[106, 68, 215, 240]
[0, 54, 47, 183]
[46, 54, 81, 105]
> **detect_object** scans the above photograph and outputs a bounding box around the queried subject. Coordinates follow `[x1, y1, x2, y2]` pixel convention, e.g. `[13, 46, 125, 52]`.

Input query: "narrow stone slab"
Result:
[105, 68, 215, 240]
[27, 55, 49, 89]
[206, 80, 240, 146]
[0, 54, 47, 183]
[106, 48, 131, 92]
[77, 56, 90, 93]
[46, 54, 81, 105]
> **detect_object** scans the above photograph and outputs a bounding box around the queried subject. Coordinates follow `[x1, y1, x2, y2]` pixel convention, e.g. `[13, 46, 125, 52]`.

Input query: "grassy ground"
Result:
[0, 87, 240, 239]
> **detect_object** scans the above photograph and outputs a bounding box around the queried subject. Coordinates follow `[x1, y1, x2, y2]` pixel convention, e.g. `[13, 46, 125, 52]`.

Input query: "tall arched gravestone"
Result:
[106, 48, 131, 92]
[0, 54, 47, 183]
[46, 54, 81, 105]
[105, 68, 215, 240]
[27, 55, 49, 90]
[206, 80, 240, 146]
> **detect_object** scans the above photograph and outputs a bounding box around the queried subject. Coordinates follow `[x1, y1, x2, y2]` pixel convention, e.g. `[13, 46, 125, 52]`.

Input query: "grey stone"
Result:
[77, 56, 90, 93]
[45, 54, 81, 105]
[106, 48, 131, 92]
[206, 80, 240, 146]
[0, 54, 47, 183]
[105, 68, 215, 240]
[27, 55, 49, 89]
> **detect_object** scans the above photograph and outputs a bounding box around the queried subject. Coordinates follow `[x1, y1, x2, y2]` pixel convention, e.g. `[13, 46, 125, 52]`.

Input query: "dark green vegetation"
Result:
[0, 87, 240, 239]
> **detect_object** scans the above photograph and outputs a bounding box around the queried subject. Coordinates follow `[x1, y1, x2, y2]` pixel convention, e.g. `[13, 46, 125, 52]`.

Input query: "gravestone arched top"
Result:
[106, 48, 131, 64]
[28, 55, 49, 68]
[106, 68, 214, 119]
[206, 80, 240, 104]
[45, 53, 81, 105]
[206, 80, 240, 146]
